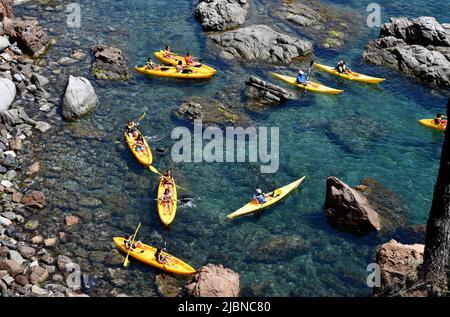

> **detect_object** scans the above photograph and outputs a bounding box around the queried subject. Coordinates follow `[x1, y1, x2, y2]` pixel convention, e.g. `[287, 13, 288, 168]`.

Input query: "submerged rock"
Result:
[185, 263, 240, 297]
[363, 16, 450, 89]
[374, 239, 424, 296]
[91, 45, 129, 80]
[244, 76, 296, 105]
[194, 0, 250, 31]
[155, 274, 188, 297]
[21, 191, 45, 209]
[62, 75, 98, 121]
[211, 25, 313, 63]
[252, 235, 307, 262]
[325, 176, 381, 235]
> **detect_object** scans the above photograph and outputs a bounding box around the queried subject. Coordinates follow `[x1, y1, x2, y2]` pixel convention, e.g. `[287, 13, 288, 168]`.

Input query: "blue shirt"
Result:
[296, 73, 307, 84]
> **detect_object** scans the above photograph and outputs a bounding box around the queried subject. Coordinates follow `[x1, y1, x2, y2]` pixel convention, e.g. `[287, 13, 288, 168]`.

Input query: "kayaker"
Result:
[145, 58, 161, 70]
[124, 235, 145, 253]
[253, 188, 268, 205]
[134, 134, 146, 152]
[163, 45, 172, 59]
[335, 60, 352, 74]
[162, 170, 174, 188]
[126, 120, 138, 138]
[175, 60, 193, 74]
[185, 53, 200, 67]
[296, 70, 312, 86]
[434, 113, 448, 126]
[155, 248, 168, 264]
[161, 188, 173, 214]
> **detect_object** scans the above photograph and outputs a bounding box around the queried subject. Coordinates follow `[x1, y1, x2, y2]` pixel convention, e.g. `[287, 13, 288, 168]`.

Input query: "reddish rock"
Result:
[26, 162, 41, 175]
[91, 45, 129, 80]
[0, 259, 23, 277]
[185, 264, 240, 297]
[44, 237, 57, 248]
[9, 137, 22, 151]
[0, 0, 13, 21]
[12, 191, 22, 203]
[14, 274, 29, 286]
[64, 215, 79, 226]
[2, 17, 50, 57]
[374, 239, 425, 296]
[18, 245, 35, 259]
[21, 191, 45, 209]
[325, 176, 381, 235]
[31, 235, 43, 244]
[28, 266, 49, 284]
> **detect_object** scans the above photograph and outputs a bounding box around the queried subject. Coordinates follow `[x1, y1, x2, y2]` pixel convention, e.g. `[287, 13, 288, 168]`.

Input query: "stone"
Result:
[56, 255, 72, 271]
[40, 254, 54, 265]
[0, 107, 34, 126]
[363, 16, 450, 89]
[211, 25, 313, 64]
[1, 211, 16, 220]
[91, 45, 130, 80]
[8, 250, 24, 265]
[0, 215, 12, 226]
[18, 245, 35, 259]
[0, 259, 22, 276]
[245, 76, 296, 105]
[1, 274, 13, 285]
[26, 162, 40, 175]
[8, 137, 22, 151]
[62, 75, 98, 121]
[30, 73, 49, 87]
[3, 169, 16, 180]
[0, 36, 10, 52]
[0, 78, 16, 112]
[0, 179, 12, 188]
[0, 0, 13, 21]
[194, 0, 250, 31]
[185, 263, 240, 297]
[57, 56, 78, 65]
[28, 265, 49, 284]
[31, 235, 43, 244]
[64, 215, 79, 226]
[14, 274, 28, 286]
[374, 239, 425, 296]
[31, 284, 49, 295]
[24, 220, 39, 231]
[325, 177, 381, 235]
[21, 191, 45, 209]
[34, 121, 51, 132]
[70, 50, 86, 60]
[12, 191, 22, 203]
[44, 237, 56, 248]
[155, 274, 186, 297]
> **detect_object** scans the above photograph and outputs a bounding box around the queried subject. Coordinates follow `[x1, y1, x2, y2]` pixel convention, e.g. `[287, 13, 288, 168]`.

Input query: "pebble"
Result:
[31, 235, 43, 244]
[18, 246, 36, 259]
[35, 121, 51, 133]
[1, 275, 14, 286]
[44, 237, 57, 248]
[0, 216, 12, 227]
[0, 180, 13, 188]
[9, 250, 25, 265]
[38, 104, 52, 112]
[24, 220, 39, 231]
[1, 212, 17, 221]
[4, 170, 17, 181]
[31, 285, 49, 296]
[57, 57, 78, 65]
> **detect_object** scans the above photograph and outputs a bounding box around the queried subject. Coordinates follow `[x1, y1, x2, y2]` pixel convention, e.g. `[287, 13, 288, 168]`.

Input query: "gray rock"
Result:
[18, 246, 35, 259]
[245, 76, 296, 104]
[61, 76, 98, 121]
[0, 78, 16, 112]
[211, 25, 313, 63]
[2, 154, 17, 168]
[34, 121, 51, 133]
[286, 2, 321, 26]
[0, 259, 23, 276]
[56, 255, 72, 271]
[194, 0, 250, 31]
[3, 169, 16, 180]
[0, 36, 10, 52]
[1, 212, 16, 220]
[13, 73, 23, 82]
[31, 285, 49, 296]
[363, 16, 450, 89]
[0, 107, 34, 126]
[0, 215, 12, 227]
[9, 250, 25, 265]
[1, 275, 14, 286]
[30, 73, 49, 87]
[92, 45, 130, 80]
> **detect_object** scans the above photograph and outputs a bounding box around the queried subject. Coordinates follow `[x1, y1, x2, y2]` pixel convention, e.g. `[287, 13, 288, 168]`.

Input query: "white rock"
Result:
[9, 250, 25, 265]
[39, 104, 52, 112]
[0, 180, 13, 188]
[0, 36, 10, 52]
[62, 76, 98, 121]
[4, 150, 16, 157]
[0, 78, 16, 112]
[0, 215, 13, 226]
[35, 121, 51, 132]
[31, 285, 50, 296]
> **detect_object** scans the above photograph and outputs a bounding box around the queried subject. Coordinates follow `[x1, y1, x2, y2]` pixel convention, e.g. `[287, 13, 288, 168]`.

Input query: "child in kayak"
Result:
[162, 171, 174, 188]
[296, 70, 313, 86]
[163, 45, 173, 59]
[155, 248, 169, 264]
[335, 60, 353, 74]
[126, 120, 138, 138]
[176, 60, 193, 74]
[185, 53, 201, 67]
[144, 58, 161, 70]
[161, 188, 174, 214]
[134, 134, 146, 152]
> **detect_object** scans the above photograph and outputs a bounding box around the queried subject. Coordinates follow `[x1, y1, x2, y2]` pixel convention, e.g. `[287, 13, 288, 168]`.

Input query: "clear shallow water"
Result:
[16, 0, 449, 296]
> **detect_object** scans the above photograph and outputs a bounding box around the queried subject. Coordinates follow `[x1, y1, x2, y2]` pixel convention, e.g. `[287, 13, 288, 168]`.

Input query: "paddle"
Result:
[304, 60, 315, 93]
[123, 222, 142, 268]
[114, 112, 147, 144]
[150, 168, 187, 190]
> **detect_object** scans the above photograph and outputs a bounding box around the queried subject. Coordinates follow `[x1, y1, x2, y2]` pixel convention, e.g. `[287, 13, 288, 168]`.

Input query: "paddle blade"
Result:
[149, 165, 161, 175]
[138, 112, 147, 122]
[123, 257, 130, 268]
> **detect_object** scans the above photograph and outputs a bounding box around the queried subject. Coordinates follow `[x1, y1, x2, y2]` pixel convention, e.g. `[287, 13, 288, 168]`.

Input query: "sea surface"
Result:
[15, 0, 450, 296]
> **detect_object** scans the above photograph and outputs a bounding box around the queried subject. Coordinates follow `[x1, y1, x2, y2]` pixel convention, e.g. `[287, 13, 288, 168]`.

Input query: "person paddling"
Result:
[145, 58, 161, 70]
[253, 188, 269, 205]
[296, 70, 313, 86]
[335, 60, 352, 74]
[434, 113, 448, 127]
[126, 120, 138, 138]
[155, 247, 168, 264]
[124, 235, 145, 253]
[163, 45, 172, 59]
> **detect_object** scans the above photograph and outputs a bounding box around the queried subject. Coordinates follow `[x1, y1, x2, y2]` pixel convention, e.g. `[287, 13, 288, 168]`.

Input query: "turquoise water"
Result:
[16, 0, 449, 296]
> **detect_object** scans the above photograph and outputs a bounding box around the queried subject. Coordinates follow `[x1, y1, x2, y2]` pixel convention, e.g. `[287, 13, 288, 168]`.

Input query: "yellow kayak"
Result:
[154, 50, 217, 74]
[113, 237, 196, 275]
[419, 119, 447, 132]
[227, 176, 306, 219]
[272, 73, 343, 95]
[124, 128, 153, 167]
[157, 176, 178, 226]
[314, 63, 385, 84]
[135, 65, 215, 79]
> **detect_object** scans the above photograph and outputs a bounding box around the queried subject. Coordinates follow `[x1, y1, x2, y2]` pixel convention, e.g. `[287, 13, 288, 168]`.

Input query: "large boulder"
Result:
[325, 177, 381, 235]
[91, 45, 129, 80]
[363, 17, 450, 89]
[185, 264, 240, 297]
[0, 77, 15, 112]
[0, 35, 10, 51]
[211, 24, 313, 64]
[374, 239, 425, 296]
[2, 17, 50, 58]
[62, 75, 98, 121]
[244, 76, 296, 105]
[194, 0, 250, 31]
[0, 0, 13, 21]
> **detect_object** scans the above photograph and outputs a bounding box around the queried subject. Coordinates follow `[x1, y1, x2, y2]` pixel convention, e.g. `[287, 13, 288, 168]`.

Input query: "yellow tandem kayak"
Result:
[124, 128, 153, 167]
[271, 73, 343, 95]
[113, 237, 196, 275]
[154, 50, 217, 74]
[227, 176, 306, 219]
[419, 119, 447, 132]
[157, 177, 178, 226]
[314, 63, 385, 84]
[135, 65, 215, 79]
